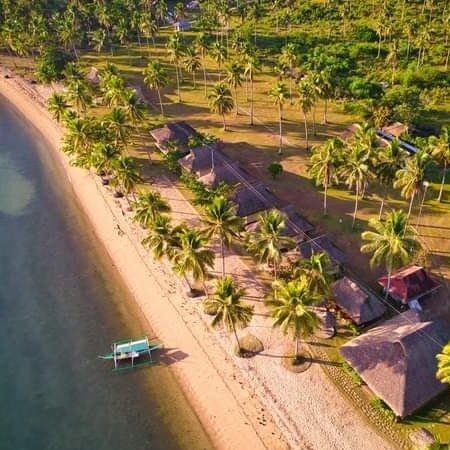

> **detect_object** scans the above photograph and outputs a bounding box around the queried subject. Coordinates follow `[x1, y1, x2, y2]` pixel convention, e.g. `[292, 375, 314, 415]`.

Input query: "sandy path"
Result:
[0, 70, 395, 450]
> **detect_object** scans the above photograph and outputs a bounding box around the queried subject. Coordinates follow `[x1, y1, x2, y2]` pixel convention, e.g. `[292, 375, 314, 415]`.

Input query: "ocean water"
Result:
[0, 95, 213, 450]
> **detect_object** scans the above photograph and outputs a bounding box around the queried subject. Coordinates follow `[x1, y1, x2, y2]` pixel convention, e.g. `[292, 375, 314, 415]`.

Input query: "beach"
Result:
[0, 69, 396, 450]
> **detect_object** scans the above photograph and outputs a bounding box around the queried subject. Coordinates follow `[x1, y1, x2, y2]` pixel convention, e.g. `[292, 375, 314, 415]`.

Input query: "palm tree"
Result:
[386, 41, 399, 85]
[66, 80, 92, 113]
[376, 139, 406, 218]
[279, 43, 298, 100]
[339, 144, 372, 229]
[294, 252, 333, 297]
[208, 83, 234, 131]
[194, 32, 210, 97]
[361, 210, 419, 297]
[297, 77, 314, 150]
[437, 341, 450, 384]
[203, 196, 242, 275]
[308, 138, 343, 215]
[183, 46, 201, 89]
[265, 276, 321, 361]
[122, 89, 146, 124]
[111, 156, 142, 200]
[269, 81, 289, 155]
[167, 32, 184, 102]
[246, 209, 295, 279]
[210, 40, 228, 81]
[225, 61, 244, 116]
[429, 126, 450, 202]
[90, 142, 121, 175]
[142, 215, 178, 260]
[394, 149, 432, 220]
[103, 107, 131, 147]
[133, 190, 170, 228]
[143, 60, 168, 116]
[204, 276, 254, 354]
[171, 228, 215, 294]
[47, 93, 70, 123]
[102, 74, 126, 107]
[91, 28, 106, 53]
[243, 48, 260, 126]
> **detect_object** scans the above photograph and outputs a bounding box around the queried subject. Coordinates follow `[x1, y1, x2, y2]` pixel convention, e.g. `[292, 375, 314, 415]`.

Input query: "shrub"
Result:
[352, 25, 378, 42]
[35, 46, 73, 83]
[342, 361, 362, 386]
[370, 398, 396, 422]
[267, 162, 283, 179]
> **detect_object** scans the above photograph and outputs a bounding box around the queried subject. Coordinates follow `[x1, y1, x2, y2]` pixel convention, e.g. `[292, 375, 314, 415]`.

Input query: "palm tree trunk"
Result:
[278, 104, 283, 155]
[193, 71, 196, 89]
[157, 88, 164, 115]
[323, 98, 328, 124]
[250, 74, 254, 126]
[222, 113, 226, 131]
[438, 160, 447, 202]
[352, 185, 359, 229]
[203, 59, 207, 97]
[385, 269, 392, 300]
[175, 63, 181, 102]
[406, 191, 415, 222]
[221, 238, 225, 276]
[234, 86, 239, 116]
[323, 181, 328, 215]
[379, 186, 388, 219]
[312, 104, 316, 136]
[303, 111, 309, 150]
[232, 322, 241, 354]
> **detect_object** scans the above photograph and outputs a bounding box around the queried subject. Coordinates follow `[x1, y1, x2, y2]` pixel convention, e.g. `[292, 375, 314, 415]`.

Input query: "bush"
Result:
[370, 398, 396, 422]
[162, 150, 182, 175]
[347, 77, 383, 99]
[35, 46, 73, 83]
[352, 25, 378, 42]
[342, 361, 362, 386]
[267, 162, 283, 179]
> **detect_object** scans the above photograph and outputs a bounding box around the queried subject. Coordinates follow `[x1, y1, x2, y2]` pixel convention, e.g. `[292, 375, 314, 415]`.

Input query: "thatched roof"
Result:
[298, 235, 347, 264]
[232, 182, 279, 217]
[280, 206, 314, 236]
[378, 266, 440, 304]
[178, 144, 221, 173]
[332, 277, 386, 325]
[340, 310, 450, 417]
[382, 122, 409, 138]
[149, 121, 198, 154]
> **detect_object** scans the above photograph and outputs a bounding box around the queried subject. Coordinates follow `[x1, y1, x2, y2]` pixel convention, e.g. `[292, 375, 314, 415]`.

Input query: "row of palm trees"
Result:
[309, 123, 450, 228]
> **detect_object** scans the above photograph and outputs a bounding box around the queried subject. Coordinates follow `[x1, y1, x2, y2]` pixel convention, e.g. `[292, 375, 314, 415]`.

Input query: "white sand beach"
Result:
[0, 69, 395, 450]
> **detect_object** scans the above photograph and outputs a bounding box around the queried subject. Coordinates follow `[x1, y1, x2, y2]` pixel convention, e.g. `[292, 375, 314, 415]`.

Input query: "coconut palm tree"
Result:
[297, 77, 315, 150]
[102, 74, 126, 107]
[47, 93, 70, 122]
[91, 28, 107, 53]
[171, 228, 215, 295]
[376, 139, 406, 218]
[122, 89, 146, 124]
[90, 142, 121, 175]
[194, 32, 210, 97]
[142, 215, 179, 260]
[203, 196, 242, 276]
[210, 40, 228, 81]
[183, 46, 201, 89]
[204, 276, 254, 354]
[208, 83, 234, 131]
[103, 107, 131, 147]
[279, 43, 298, 100]
[246, 209, 295, 279]
[243, 48, 261, 126]
[294, 252, 333, 297]
[269, 81, 289, 155]
[167, 32, 184, 102]
[110, 156, 142, 200]
[132, 190, 170, 228]
[265, 276, 321, 361]
[394, 149, 432, 221]
[361, 209, 419, 298]
[339, 144, 372, 229]
[429, 126, 450, 202]
[66, 80, 92, 114]
[437, 341, 450, 384]
[143, 60, 168, 116]
[225, 61, 244, 116]
[308, 138, 343, 215]
[386, 41, 399, 85]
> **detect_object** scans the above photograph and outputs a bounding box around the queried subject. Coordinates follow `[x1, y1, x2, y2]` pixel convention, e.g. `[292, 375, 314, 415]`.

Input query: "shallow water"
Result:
[0, 95, 213, 450]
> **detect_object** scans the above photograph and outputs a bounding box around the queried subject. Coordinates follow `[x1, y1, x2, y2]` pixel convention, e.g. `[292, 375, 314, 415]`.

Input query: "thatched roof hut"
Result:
[178, 144, 221, 173]
[86, 67, 100, 85]
[340, 310, 450, 417]
[280, 206, 314, 236]
[298, 234, 347, 265]
[149, 121, 198, 154]
[378, 266, 440, 305]
[332, 277, 386, 325]
[232, 182, 279, 217]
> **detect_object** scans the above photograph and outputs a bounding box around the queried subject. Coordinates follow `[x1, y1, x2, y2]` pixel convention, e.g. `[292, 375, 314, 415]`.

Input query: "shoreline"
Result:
[0, 74, 284, 450]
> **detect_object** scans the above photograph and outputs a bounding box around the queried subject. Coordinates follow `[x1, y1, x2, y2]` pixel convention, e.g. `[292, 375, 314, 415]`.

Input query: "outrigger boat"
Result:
[98, 336, 162, 371]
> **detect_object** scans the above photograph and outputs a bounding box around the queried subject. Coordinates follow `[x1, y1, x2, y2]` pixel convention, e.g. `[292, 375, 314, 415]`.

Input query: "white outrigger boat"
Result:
[98, 336, 162, 371]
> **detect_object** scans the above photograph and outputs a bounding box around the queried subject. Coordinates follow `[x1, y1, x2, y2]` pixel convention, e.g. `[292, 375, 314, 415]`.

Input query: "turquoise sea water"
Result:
[0, 95, 213, 450]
